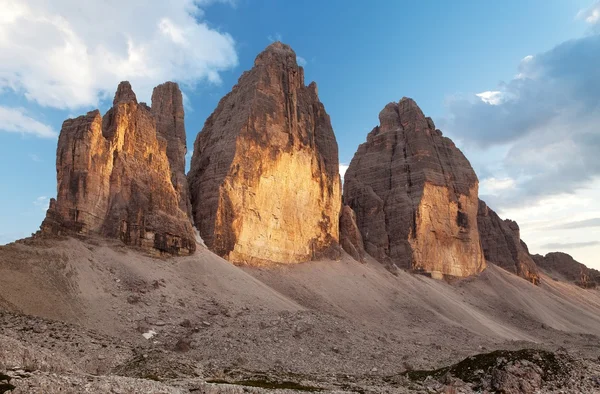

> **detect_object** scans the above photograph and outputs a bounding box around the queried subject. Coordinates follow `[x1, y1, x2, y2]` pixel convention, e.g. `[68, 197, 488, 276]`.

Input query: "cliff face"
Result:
[477, 200, 540, 284]
[188, 42, 341, 265]
[533, 252, 599, 288]
[151, 82, 192, 219]
[343, 99, 485, 278]
[339, 205, 366, 263]
[41, 82, 196, 256]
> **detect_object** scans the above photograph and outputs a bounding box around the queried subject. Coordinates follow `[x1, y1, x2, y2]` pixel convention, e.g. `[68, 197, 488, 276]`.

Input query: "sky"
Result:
[0, 0, 599, 268]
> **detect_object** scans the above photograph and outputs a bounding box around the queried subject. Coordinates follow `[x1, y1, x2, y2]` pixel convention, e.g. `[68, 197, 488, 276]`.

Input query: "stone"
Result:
[477, 200, 540, 285]
[40, 82, 196, 256]
[343, 98, 485, 278]
[188, 42, 341, 265]
[532, 252, 599, 288]
[151, 82, 192, 220]
[339, 205, 365, 262]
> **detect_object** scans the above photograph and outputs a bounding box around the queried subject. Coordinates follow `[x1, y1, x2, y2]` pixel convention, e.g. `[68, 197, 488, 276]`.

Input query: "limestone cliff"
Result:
[188, 42, 341, 265]
[151, 82, 193, 220]
[477, 200, 540, 284]
[532, 252, 599, 288]
[343, 99, 485, 278]
[41, 82, 196, 256]
[339, 205, 366, 263]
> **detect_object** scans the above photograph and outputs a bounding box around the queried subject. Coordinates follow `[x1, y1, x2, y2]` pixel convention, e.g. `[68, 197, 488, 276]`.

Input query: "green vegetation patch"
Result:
[404, 349, 566, 383]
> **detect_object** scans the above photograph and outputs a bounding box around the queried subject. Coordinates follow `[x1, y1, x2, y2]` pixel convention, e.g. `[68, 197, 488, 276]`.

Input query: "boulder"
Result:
[41, 82, 196, 256]
[343, 99, 485, 278]
[188, 42, 341, 265]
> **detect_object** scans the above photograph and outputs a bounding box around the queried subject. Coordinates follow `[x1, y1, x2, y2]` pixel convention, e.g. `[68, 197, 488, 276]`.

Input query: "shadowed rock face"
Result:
[188, 42, 341, 265]
[339, 205, 365, 263]
[477, 200, 540, 285]
[533, 252, 599, 288]
[41, 82, 196, 256]
[343, 98, 485, 278]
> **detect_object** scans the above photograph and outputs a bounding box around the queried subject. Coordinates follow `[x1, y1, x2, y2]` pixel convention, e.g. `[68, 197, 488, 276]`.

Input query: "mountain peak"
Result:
[113, 81, 137, 105]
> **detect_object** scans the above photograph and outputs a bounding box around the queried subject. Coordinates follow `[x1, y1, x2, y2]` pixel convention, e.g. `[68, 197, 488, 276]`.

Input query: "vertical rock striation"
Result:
[339, 205, 366, 263]
[188, 42, 341, 265]
[477, 200, 540, 284]
[343, 98, 485, 278]
[151, 82, 193, 220]
[41, 82, 196, 256]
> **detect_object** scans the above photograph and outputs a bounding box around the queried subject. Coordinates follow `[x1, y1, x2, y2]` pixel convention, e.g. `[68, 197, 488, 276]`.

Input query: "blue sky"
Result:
[1, 0, 599, 268]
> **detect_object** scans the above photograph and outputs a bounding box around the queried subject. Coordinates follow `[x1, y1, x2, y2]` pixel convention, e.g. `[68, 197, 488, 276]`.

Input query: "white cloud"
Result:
[33, 195, 50, 211]
[578, 1, 600, 25]
[339, 164, 349, 183]
[0, 0, 238, 109]
[480, 177, 516, 194]
[497, 179, 600, 269]
[443, 34, 600, 207]
[0, 106, 56, 138]
[296, 56, 307, 67]
[476, 91, 503, 105]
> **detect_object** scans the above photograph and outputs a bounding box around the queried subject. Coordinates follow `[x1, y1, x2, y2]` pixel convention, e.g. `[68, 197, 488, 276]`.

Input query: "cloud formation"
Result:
[443, 34, 600, 207]
[578, 1, 600, 28]
[541, 241, 600, 250]
[339, 164, 349, 184]
[550, 217, 600, 230]
[0, 0, 238, 109]
[33, 195, 50, 211]
[0, 106, 56, 138]
[296, 56, 307, 67]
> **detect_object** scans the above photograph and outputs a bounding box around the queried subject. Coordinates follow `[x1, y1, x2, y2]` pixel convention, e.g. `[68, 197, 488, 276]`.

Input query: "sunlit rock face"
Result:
[188, 42, 341, 265]
[343, 98, 486, 278]
[151, 82, 193, 220]
[477, 200, 540, 284]
[41, 82, 196, 256]
[533, 252, 599, 288]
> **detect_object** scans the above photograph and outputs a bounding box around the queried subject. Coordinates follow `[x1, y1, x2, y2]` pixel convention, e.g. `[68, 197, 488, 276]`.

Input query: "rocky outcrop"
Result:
[532, 252, 599, 288]
[41, 82, 196, 256]
[188, 42, 341, 265]
[339, 205, 365, 262]
[151, 82, 192, 219]
[477, 200, 540, 284]
[343, 98, 485, 278]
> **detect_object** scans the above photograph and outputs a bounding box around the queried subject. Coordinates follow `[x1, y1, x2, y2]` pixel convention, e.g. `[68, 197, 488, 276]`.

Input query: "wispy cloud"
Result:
[541, 241, 600, 250]
[33, 196, 50, 211]
[296, 56, 307, 67]
[28, 153, 42, 162]
[577, 1, 600, 28]
[0, 107, 56, 138]
[549, 217, 600, 230]
[267, 33, 283, 42]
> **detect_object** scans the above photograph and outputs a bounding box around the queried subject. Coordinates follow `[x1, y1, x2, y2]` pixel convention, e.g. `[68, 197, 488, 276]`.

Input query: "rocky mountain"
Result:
[41, 82, 196, 256]
[533, 252, 600, 288]
[151, 82, 193, 220]
[188, 42, 341, 265]
[477, 200, 540, 284]
[343, 98, 485, 278]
